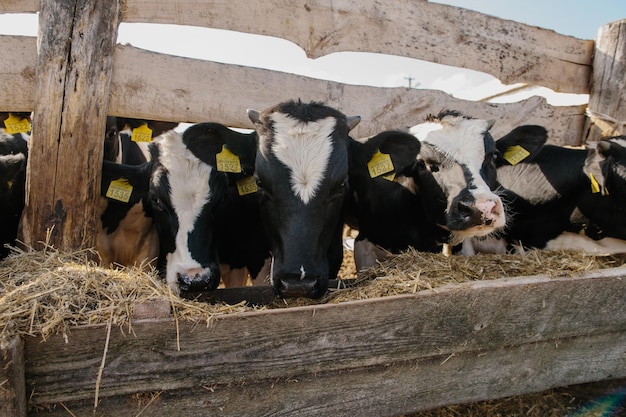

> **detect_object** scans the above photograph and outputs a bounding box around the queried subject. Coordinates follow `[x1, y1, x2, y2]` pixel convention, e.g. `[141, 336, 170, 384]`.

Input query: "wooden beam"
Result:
[121, 0, 593, 94]
[0, 337, 26, 417]
[109, 44, 587, 145]
[584, 19, 626, 142]
[26, 332, 626, 416]
[0, 1, 37, 13]
[19, 0, 121, 252]
[23, 268, 626, 405]
[0, 36, 36, 112]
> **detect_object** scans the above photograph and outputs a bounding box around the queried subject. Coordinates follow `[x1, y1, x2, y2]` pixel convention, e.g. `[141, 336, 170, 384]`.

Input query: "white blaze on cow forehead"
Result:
[157, 131, 214, 285]
[271, 112, 336, 204]
[411, 116, 492, 193]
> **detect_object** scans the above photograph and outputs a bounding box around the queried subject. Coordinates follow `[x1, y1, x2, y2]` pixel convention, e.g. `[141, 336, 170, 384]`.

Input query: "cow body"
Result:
[348, 113, 545, 270]
[102, 122, 269, 293]
[98, 117, 162, 270]
[489, 135, 626, 253]
[248, 100, 360, 298]
[0, 131, 28, 259]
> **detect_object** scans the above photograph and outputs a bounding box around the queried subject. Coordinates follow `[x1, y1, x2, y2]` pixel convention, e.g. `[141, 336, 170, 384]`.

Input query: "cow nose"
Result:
[177, 266, 220, 292]
[275, 273, 327, 299]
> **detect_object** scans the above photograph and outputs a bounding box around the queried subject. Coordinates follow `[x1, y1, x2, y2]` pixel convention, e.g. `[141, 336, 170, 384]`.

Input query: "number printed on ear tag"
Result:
[367, 150, 394, 178]
[106, 178, 133, 203]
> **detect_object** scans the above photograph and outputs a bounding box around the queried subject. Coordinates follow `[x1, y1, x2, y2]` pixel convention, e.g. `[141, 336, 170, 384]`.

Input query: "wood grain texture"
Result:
[584, 19, 626, 142]
[0, 337, 26, 417]
[23, 268, 626, 406]
[0, 1, 37, 13]
[19, 0, 121, 251]
[109, 44, 587, 145]
[120, 0, 593, 94]
[27, 333, 626, 416]
[0, 36, 36, 112]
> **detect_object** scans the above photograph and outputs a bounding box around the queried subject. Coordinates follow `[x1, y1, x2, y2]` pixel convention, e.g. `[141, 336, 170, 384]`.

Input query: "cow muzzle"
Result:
[449, 195, 505, 235]
[177, 266, 220, 292]
[274, 272, 328, 299]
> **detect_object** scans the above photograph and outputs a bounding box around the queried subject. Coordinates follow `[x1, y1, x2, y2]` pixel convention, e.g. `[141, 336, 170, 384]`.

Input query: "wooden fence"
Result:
[0, 1, 625, 416]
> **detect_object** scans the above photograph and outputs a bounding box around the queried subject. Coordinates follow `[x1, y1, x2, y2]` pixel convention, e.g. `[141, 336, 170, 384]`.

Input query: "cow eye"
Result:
[151, 195, 165, 213]
[427, 161, 439, 173]
[329, 181, 347, 200]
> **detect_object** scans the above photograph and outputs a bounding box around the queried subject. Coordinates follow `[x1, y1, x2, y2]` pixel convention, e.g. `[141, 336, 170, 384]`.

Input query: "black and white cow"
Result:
[248, 100, 360, 299]
[0, 130, 28, 259]
[483, 135, 626, 253]
[97, 116, 163, 270]
[348, 111, 547, 270]
[102, 122, 269, 293]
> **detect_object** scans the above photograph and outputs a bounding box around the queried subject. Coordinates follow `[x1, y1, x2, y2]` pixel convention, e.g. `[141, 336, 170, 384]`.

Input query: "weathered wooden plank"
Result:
[0, 36, 586, 145]
[0, 337, 26, 417]
[584, 19, 626, 142]
[0, 1, 37, 13]
[110, 44, 587, 145]
[0, 36, 36, 112]
[28, 332, 626, 417]
[121, 0, 593, 94]
[23, 268, 626, 404]
[19, 0, 121, 252]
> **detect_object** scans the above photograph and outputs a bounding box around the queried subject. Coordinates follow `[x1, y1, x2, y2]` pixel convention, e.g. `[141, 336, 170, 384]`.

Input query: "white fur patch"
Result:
[411, 116, 492, 195]
[271, 113, 335, 204]
[156, 131, 214, 288]
[497, 163, 560, 205]
[546, 231, 626, 254]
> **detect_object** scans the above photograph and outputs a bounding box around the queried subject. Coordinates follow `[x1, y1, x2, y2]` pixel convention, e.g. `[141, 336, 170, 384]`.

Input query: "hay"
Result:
[2, 244, 624, 344]
[272, 247, 626, 308]
[0, 245, 253, 350]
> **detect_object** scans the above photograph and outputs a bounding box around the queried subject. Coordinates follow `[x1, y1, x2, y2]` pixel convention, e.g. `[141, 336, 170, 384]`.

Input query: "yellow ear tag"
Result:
[132, 124, 153, 142]
[588, 172, 607, 194]
[6, 180, 13, 190]
[216, 145, 242, 173]
[382, 172, 396, 181]
[4, 113, 31, 134]
[503, 145, 531, 165]
[236, 176, 258, 196]
[106, 178, 133, 203]
[367, 150, 394, 178]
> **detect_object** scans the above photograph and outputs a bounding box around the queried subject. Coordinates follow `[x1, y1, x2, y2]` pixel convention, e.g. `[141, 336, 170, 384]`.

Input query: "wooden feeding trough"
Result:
[1, 0, 625, 415]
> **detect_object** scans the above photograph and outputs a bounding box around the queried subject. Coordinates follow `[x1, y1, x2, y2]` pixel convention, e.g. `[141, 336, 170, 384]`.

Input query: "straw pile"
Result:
[272, 247, 626, 308]
[0, 245, 252, 350]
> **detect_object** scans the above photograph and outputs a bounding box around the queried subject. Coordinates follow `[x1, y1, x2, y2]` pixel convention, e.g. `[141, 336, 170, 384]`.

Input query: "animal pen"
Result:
[1, 0, 626, 415]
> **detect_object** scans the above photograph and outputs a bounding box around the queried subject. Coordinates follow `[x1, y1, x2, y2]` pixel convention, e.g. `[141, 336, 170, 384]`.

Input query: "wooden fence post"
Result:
[19, 0, 121, 252]
[0, 337, 26, 417]
[584, 18, 626, 142]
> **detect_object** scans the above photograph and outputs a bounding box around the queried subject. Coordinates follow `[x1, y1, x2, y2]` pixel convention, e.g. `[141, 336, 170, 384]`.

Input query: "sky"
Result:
[0, 1, 624, 105]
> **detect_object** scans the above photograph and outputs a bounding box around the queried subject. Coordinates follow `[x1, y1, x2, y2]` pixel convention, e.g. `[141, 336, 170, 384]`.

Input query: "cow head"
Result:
[147, 125, 234, 293]
[409, 110, 505, 245]
[0, 131, 28, 258]
[248, 100, 360, 298]
[584, 136, 626, 197]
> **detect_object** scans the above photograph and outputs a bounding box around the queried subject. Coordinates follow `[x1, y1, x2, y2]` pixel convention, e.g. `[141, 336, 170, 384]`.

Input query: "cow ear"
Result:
[346, 115, 361, 130]
[583, 142, 609, 195]
[495, 125, 548, 166]
[247, 109, 260, 125]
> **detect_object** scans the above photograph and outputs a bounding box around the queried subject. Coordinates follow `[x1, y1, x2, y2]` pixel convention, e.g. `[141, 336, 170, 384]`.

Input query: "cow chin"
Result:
[273, 273, 328, 299]
[449, 225, 501, 247]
